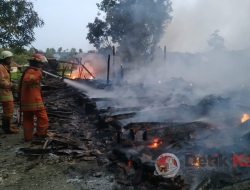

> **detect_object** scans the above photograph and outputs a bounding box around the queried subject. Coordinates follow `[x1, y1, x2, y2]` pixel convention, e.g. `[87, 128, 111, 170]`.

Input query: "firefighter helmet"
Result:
[29, 53, 48, 63]
[0, 51, 13, 60]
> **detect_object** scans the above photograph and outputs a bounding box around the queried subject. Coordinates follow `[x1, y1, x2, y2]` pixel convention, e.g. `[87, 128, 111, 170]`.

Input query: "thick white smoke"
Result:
[161, 0, 250, 52]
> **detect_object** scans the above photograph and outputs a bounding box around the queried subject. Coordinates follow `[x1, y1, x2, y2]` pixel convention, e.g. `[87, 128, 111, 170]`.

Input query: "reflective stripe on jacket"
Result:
[0, 64, 13, 102]
[20, 67, 45, 111]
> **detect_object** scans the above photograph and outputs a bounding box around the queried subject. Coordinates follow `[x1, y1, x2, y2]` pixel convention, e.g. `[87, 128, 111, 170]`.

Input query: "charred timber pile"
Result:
[17, 71, 250, 189]
[79, 81, 250, 189]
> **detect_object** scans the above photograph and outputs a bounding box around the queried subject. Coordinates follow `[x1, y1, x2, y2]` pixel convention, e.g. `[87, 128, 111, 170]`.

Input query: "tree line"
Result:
[1, 0, 174, 66]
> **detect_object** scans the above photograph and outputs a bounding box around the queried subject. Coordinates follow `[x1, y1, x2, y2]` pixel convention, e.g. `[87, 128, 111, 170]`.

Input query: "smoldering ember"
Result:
[1, 1, 250, 190]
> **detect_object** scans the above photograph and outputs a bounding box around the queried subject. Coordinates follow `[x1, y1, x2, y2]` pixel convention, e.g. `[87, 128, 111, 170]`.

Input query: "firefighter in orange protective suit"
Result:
[20, 53, 48, 141]
[0, 50, 19, 134]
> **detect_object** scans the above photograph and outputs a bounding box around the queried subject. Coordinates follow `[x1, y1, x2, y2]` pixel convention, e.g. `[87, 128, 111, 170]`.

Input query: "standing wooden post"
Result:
[112, 46, 115, 64]
[164, 45, 167, 63]
[120, 64, 124, 80]
[107, 54, 110, 84]
[112, 46, 115, 78]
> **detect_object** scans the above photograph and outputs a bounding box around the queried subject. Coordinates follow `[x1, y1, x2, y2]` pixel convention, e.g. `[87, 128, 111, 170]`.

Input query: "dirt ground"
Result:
[0, 127, 119, 190]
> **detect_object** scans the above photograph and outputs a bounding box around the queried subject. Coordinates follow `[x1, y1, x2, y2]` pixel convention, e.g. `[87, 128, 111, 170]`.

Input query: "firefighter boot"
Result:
[2, 117, 9, 133]
[2, 117, 19, 134]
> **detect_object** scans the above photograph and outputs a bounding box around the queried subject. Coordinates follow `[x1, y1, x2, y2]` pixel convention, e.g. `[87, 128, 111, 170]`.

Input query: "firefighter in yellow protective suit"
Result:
[0, 51, 19, 134]
[20, 53, 49, 141]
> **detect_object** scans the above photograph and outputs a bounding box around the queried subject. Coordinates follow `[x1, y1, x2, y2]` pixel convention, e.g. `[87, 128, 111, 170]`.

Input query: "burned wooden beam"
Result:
[18, 148, 51, 156]
[104, 106, 143, 113]
[124, 121, 214, 132]
[91, 97, 113, 102]
[103, 112, 137, 123]
[81, 63, 96, 79]
[124, 122, 170, 130]
[47, 110, 73, 115]
[47, 113, 73, 120]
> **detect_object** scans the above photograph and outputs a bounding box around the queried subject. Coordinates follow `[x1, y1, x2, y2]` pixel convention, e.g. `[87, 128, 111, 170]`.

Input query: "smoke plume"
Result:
[161, 0, 250, 52]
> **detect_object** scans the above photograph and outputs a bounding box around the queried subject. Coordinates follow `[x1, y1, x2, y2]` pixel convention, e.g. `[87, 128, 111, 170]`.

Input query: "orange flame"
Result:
[148, 138, 163, 149]
[68, 65, 95, 80]
[193, 157, 200, 168]
[241, 113, 250, 123]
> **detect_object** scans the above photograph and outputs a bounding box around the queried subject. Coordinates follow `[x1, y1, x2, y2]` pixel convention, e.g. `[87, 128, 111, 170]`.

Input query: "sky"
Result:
[31, 0, 101, 52]
[31, 0, 250, 53]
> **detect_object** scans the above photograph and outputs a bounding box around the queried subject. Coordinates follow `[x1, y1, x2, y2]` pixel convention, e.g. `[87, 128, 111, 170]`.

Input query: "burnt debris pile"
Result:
[17, 73, 250, 189]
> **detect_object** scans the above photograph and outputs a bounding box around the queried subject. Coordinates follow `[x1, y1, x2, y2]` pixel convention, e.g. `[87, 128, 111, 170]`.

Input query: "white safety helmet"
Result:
[0, 51, 13, 60]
